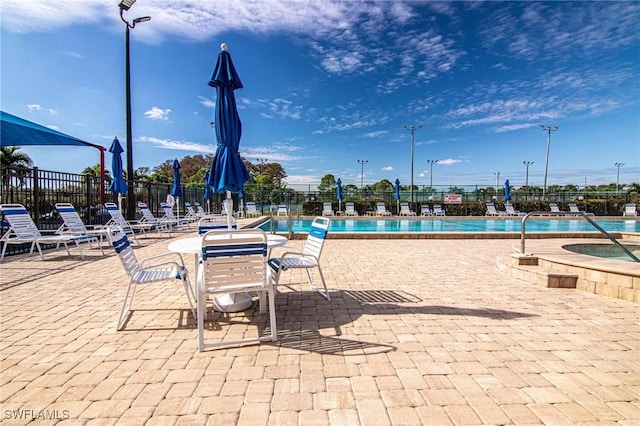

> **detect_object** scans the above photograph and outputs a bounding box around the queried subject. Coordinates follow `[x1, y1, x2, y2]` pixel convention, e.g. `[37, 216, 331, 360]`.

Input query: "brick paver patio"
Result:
[1, 231, 639, 425]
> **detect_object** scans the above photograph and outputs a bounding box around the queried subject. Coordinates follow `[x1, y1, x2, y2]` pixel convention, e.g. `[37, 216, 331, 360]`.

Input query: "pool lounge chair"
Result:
[433, 205, 446, 216]
[399, 202, 416, 216]
[0, 203, 88, 261]
[184, 202, 202, 221]
[245, 202, 260, 218]
[111, 227, 195, 331]
[376, 202, 392, 216]
[505, 203, 524, 216]
[277, 205, 288, 216]
[194, 202, 207, 216]
[322, 203, 335, 216]
[160, 202, 194, 229]
[485, 202, 503, 216]
[137, 202, 172, 236]
[549, 203, 565, 214]
[268, 217, 331, 301]
[568, 203, 594, 217]
[345, 202, 359, 216]
[54, 202, 108, 253]
[104, 202, 153, 244]
[420, 204, 432, 216]
[623, 203, 637, 217]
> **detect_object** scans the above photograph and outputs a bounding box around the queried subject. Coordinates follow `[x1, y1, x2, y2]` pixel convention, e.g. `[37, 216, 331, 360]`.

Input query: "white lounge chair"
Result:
[345, 202, 359, 216]
[420, 204, 432, 216]
[569, 203, 594, 216]
[549, 203, 564, 214]
[0, 203, 88, 261]
[245, 202, 260, 218]
[505, 203, 524, 216]
[160, 202, 193, 229]
[268, 217, 331, 301]
[322, 203, 335, 216]
[399, 202, 416, 216]
[184, 202, 201, 221]
[110, 227, 196, 331]
[277, 205, 288, 216]
[137, 202, 172, 236]
[623, 203, 637, 217]
[54, 202, 108, 253]
[433, 205, 446, 216]
[485, 202, 502, 216]
[197, 229, 276, 351]
[376, 202, 392, 216]
[104, 202, 152, 244]
[194, 201, 207, 216]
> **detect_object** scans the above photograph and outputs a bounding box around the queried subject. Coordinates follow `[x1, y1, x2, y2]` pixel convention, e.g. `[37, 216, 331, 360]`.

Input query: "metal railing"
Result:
[520, 211, 639, 262]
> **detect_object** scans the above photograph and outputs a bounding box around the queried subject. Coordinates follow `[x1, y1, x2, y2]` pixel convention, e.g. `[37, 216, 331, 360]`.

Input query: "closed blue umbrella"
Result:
[504, 179, 511, 201]
[170, 159, 183, 218]
[336, 178, 343, 213]
[108, 137, 127, 211]
[395, 178, 401, 214]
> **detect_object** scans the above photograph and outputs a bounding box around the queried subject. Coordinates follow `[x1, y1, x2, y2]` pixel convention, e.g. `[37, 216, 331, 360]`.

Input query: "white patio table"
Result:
[167, 233, 288, 312]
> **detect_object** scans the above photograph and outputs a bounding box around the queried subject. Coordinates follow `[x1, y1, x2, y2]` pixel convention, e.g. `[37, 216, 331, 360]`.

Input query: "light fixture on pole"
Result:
[119, 0, 150, 220]
[523, 161, 534, 200]
[494, 171, 500, 198]
[539, 124, 558, 200]
[614, 162, 625, 192]
[427, 159, 438, 188]
[357, 159, 368, 197]
[403, 124, 422, 203]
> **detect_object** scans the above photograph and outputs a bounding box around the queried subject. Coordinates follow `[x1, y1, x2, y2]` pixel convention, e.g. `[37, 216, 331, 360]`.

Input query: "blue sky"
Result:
[2, 0, 639, 190]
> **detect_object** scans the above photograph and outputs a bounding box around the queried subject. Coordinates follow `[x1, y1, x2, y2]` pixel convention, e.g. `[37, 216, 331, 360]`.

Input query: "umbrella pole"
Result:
[225, 190, 233, 230]
[118, 194, 122, 212]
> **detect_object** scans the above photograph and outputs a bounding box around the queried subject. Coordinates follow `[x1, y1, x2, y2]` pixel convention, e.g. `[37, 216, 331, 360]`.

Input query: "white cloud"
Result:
[27, 104, 41, 112]
[437, 158, 463, 166]
[138, 136, 214, 153]
[144, 107, 172, 120]
[382, 166, 393, 171]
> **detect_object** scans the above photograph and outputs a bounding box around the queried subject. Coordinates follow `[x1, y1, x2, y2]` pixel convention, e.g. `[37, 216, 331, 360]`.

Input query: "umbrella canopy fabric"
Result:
[504, 179, 511, 201]
[394, 178, 401, 200]
[108, 137, 127, 195]
[203, 170, 212, 201]
[170, 159, 183, 198]
[336, 178, 343, 201]
[206, 46, 250, 194]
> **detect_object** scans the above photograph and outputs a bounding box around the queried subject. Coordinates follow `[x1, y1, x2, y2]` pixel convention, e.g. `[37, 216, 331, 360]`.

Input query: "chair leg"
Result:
[306, 266, 330, 301]
[116, 280, 136, 331]
[181, 275, 196, 319]
[197, 282, 206, 352]
[268, 286, 277, 341]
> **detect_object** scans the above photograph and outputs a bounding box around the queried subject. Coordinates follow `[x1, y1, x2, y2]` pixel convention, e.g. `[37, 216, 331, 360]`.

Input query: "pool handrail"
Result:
[520, 211, 639, 262]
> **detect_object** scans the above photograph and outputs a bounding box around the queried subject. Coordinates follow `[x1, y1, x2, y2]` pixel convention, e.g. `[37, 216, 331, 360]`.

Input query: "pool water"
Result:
[260, 218, 640, 233]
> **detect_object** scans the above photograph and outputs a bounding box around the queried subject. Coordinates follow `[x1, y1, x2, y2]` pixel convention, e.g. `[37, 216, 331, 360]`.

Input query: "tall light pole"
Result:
[523, 161, 534, 200]
[615, 162, 625, 192]
[119, 0, 150, 219]
[357, 160, 368, 198]
[494, 171, 500, 199]
[403, 124, 422, 203]
[427, 159, 438, 188]
[539, 124, 558, 200]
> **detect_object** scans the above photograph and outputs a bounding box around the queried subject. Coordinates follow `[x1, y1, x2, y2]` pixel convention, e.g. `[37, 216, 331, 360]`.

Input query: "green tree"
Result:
[1, 146, 33, 201]
[81, 164, 112, 180]
[318, 174, 337, 200]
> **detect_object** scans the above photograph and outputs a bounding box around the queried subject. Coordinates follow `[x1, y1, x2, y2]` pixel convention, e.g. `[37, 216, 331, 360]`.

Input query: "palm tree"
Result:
[1, 146, 33, 202]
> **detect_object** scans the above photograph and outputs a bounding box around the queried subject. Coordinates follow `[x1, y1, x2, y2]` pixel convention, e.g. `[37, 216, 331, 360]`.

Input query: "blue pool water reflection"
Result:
[260, 218, 640, 233]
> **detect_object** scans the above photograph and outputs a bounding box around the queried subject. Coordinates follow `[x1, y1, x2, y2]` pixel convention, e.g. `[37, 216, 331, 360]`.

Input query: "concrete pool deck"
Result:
[1, 228, 639, 424]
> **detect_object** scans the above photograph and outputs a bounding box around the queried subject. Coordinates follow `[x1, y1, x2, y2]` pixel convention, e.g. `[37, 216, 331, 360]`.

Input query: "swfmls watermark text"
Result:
[4, 409, 70, 420]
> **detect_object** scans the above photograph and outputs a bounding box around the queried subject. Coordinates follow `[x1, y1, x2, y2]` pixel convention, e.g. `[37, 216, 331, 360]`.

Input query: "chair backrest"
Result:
[506, 204, 516, 214]
[549, 203, 561, 212]
[346, 202, 355, 212]
[246, 202, 257, 213]
[568, 203, 580, 213]
[55, 203, 88, 233]
[400, 203, 411, 213]
[105, 203, 130, 228]
[137, 202, 157, 222]
[376, 203, 387, 213]
[0, 204, 43, 239]
[198, 215, 237, 234]
[625, 203, 637, 214]
[421, 204, 431, 215]
[277, 205, 287, 215]
[110, 227, 140, 276]
[434, 205, 444, 214]
[195, 202, 206, 215]
[303, 217, 330, 260]
[161, 202, 177, 219]
[486, 203, 498, 214]
[323, 203, 333, 212]
[185, 202, 198, 216]
[201, 229, 268, 290]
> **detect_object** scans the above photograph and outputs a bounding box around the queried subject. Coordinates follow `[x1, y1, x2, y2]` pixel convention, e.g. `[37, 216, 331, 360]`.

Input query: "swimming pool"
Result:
[260, 217, 640, 234]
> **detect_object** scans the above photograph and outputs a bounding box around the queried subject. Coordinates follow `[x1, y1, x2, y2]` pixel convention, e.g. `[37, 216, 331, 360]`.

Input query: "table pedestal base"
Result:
[212, 293, 253, 312]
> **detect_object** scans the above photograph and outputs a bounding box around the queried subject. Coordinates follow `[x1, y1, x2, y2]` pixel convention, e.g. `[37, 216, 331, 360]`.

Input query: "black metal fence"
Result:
[1, 165, 638, 256]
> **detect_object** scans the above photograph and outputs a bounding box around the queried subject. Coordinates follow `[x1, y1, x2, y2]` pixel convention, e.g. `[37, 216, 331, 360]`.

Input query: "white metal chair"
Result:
[194, 201, 207, 216]
[623, 203, 637, 217]
[268, 216, 331, 301]
[110, 227, 196, 331]
[104, 202, 152, 244]
[277, 205, 288, 216]
[137, 202, 172, 236]
[322, 203, 335, 216]
[345, 202, 359, 216]
[549, 203, 565, 214]
[54, 202, 107, 253]
[399, 202, 416, 216]
[184, 202, 202, 221]
[0, 203, 87, 261]
[245, 202, 260, 217]
[433, 205, 446, 216]
[197, 229, 276, 351]
[420, 204, 432, 216]
[505, 203, 524, 216]
[160, 202, 193, 228]
[569, 203, 594, 216]
[376, 202, 392, 216]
